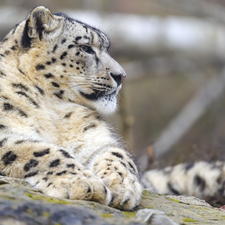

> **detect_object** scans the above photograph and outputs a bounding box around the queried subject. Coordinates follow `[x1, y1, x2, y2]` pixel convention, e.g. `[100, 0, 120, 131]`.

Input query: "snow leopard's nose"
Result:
[110, 72, 126, 86]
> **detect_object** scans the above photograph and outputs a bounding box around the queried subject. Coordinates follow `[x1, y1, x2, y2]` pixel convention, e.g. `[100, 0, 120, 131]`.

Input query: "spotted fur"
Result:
[142, 161, 225, 200]
[0, 6, 142, 210]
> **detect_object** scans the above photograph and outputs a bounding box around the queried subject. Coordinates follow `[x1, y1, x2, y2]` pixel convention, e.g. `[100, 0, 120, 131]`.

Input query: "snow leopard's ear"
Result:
[28, 6, 63, 39]
[22, 6, 63, 48]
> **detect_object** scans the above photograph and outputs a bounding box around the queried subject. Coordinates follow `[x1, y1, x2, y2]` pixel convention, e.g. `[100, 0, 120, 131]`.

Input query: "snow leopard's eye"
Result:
[80, 45, 95, 54]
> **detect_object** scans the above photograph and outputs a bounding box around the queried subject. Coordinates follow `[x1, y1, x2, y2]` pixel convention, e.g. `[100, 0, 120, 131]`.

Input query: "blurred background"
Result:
[1, 0, 225, 172]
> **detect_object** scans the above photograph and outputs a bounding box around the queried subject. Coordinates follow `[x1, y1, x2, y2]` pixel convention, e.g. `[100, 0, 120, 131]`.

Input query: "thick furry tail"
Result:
[142, 161, 225, 201]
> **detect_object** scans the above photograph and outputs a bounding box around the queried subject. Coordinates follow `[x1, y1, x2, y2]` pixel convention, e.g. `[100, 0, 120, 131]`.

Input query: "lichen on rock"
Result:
[0, 176, 224, 225]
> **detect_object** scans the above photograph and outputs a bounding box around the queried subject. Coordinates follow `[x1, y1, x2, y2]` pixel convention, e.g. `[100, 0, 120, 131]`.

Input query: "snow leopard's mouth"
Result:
[80, 89, 116, 101]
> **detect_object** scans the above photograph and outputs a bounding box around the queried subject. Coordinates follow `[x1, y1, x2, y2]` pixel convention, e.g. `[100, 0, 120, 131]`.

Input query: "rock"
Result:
[136, 209, 178, 225]
[140, 190, 225, 224]
[0, 176, 143, 225]
[0, 176, 224, 224]
[166, 195, 211, 207]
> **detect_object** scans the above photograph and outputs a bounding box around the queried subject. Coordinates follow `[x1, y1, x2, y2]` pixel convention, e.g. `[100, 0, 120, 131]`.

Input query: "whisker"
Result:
[59, 80, 114, 94]
[61, 82, 90, 85]
[66, 74, 90, 79]
[71, 85, 90, 89]
[96, 90, 105, 98]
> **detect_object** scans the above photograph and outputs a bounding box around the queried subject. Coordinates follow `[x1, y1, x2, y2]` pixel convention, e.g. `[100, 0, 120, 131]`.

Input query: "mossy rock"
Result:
[0, 177, 225, 224]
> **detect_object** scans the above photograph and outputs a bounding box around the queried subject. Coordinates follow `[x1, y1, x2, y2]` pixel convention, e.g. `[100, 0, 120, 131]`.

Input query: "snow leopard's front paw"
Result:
[93, 149, 142, 210]
[28, 167, 111, 206]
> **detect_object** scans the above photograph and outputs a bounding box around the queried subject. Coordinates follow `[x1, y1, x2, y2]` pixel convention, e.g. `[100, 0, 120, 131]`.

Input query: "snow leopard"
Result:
[0, 6, 142, 210]
[142, 161, 225, 205]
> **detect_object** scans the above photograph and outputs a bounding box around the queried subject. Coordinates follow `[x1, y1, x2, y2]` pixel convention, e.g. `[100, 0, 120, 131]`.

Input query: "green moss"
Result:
[142, 190, 153, 200]
[25, 193, 71, 205]
[122, 211, 137, 219]
[166, 214, 175, 217]
[90, 203, 96, 207]
[0, 194, 19, 201]
[183, 218, 197, 222]
[100, 213, 113, 218]
[146, 206, 153, 209]
[142, 190, 151, 197]
[169, 198, 180, 203]
[44, 212, 50, 217]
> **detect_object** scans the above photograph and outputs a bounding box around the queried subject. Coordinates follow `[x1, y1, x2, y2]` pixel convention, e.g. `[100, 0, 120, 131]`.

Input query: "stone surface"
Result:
[0, 176, 224, 224]
[140, 190, 225, 224]
[136, 209, 178, 225]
